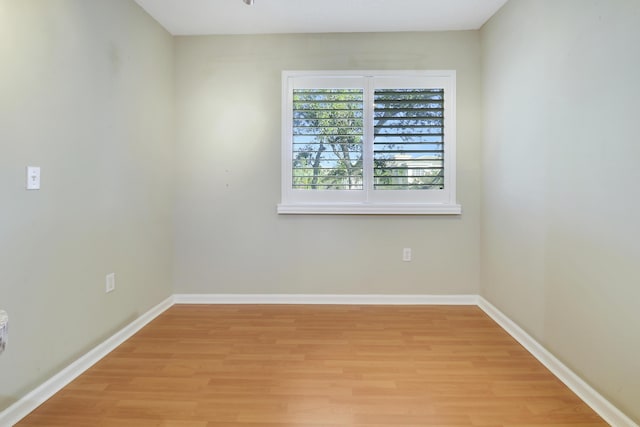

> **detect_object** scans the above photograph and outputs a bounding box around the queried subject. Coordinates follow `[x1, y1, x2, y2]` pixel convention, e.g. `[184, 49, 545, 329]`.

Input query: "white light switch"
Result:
[0, 310, 8, 355]
[105, 273, 116, 293]
[26, 166, 41, 190]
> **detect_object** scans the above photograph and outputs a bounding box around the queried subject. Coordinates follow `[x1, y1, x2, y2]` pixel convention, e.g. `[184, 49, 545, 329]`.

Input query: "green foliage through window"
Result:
[292, 89, 364, 190]
[292, 88, 445, 191]
[374, 89, 444, 190]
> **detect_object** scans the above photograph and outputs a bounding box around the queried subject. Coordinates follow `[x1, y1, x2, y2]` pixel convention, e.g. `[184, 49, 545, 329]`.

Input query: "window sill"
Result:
[277, 203, 462, 215]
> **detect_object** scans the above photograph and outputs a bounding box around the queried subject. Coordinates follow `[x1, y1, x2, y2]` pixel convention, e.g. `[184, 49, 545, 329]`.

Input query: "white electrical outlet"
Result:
[403, 248, 412, 262]
[105, 273, 116, 293]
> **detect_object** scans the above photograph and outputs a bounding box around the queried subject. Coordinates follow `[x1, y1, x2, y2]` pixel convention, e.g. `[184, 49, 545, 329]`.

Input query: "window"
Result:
[278, 71, 461, 214]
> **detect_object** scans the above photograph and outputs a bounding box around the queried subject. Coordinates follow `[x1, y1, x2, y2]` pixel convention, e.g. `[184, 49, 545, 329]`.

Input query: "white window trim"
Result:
[278, 70, 461, 215]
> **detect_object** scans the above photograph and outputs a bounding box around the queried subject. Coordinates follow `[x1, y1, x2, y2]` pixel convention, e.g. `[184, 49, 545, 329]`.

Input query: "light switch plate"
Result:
[0, 310, 8, 355]
[105, 273, 115, 293]
[26, 166, 41, 190]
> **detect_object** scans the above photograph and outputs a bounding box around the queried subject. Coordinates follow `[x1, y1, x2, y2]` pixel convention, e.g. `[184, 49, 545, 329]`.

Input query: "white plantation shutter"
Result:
[292, 89, 364, 190]
[280, 71, 460, 214]
[373, 89, 445, 190]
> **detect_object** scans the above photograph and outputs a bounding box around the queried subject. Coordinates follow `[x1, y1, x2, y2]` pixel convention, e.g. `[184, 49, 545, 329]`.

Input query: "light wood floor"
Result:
[18, 305, 607, 426]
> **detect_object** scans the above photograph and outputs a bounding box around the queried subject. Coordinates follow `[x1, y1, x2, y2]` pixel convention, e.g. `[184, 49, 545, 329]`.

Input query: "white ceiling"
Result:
[134, 0, 509, 36]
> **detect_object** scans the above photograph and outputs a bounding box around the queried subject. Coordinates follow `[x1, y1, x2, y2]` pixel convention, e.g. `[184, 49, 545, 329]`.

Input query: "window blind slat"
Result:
[373, 88, 445, 190]
[292, 88, 364, 190]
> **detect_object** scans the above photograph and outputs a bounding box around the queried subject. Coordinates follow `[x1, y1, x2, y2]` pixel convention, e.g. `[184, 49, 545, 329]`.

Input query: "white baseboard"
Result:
[478, 296, 638, 427]
[173, 293, 479, 305]
[2, 294, 636, 427]
[0, 296, 174, 427]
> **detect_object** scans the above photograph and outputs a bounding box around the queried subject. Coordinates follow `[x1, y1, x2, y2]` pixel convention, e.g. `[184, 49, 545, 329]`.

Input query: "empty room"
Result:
[1, 0, 638, 425]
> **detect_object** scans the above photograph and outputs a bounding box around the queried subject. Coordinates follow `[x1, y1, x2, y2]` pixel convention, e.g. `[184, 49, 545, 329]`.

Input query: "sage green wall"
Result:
[481, 0, 640, 422]
[0, 0, 174, 410]
[173, 32, 482, 295]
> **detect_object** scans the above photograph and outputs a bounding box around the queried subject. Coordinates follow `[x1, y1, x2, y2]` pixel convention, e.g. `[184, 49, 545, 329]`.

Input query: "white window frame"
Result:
[278, 70, 461, 215]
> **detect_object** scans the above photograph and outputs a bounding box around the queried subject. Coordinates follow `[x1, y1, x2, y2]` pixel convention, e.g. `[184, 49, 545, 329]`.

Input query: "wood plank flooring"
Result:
[18, 305, 607, 426]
